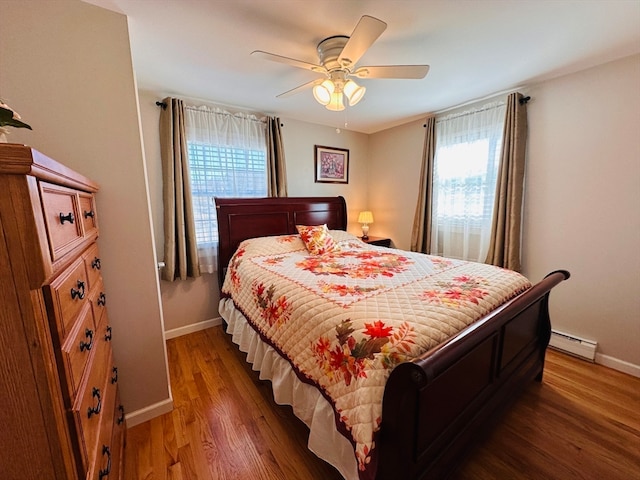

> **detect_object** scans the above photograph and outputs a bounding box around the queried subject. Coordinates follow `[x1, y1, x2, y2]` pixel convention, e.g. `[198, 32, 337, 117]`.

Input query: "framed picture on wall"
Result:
[315, 145, 349, 184]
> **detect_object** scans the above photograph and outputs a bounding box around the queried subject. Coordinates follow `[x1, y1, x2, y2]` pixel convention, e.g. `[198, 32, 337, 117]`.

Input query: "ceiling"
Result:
[84, 0, 640, 134]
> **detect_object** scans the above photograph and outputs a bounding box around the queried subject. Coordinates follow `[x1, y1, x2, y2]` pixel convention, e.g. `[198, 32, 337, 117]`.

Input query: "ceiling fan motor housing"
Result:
[317, 35, 351, 71]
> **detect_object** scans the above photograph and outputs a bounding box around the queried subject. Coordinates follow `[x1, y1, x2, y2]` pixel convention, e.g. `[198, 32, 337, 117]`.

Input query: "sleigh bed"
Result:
[215, 196, 569, 480]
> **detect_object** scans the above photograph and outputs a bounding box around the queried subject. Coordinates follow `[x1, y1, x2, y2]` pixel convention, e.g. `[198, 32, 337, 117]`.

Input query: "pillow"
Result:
[296, 224, 337, 255]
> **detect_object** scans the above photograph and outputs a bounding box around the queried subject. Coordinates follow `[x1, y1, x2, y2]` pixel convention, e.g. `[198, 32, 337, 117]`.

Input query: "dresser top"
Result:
[0, 143, 98, 192]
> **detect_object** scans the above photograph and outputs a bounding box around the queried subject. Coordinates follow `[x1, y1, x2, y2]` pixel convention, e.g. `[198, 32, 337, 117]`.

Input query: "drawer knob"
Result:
[105, 325, 112, 341]
[97, 292, 107, 306]
[59, 212, 75, 224]
[87, 387, 102, 418]
[84, 210, 95, 219]
[117, 405, 125, 425]
[111, 366, 118, 384]
[91, 257, 101, 270]
[98, 445, 112, 479]
[79, 328, 94, 352]
[70, 280, 85, 300]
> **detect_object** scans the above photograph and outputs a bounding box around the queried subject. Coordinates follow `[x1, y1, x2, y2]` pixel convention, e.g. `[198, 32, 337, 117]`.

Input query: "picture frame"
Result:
[314, 145, 349, 184]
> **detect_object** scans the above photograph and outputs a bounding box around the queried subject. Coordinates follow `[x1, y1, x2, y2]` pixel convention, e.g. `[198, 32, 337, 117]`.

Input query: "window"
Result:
[431, 102, 506, 262]
[188, 143, 267, 247]
[185, 106, 267, 273]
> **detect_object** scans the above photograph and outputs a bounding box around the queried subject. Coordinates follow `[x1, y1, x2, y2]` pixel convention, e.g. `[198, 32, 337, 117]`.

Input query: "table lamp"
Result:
[358, 211, 374, 239]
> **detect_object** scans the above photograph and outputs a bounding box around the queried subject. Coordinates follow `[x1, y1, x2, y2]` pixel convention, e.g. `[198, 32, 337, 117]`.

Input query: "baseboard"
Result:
[164, 317, 222, 339]
[595, 353, 640, 378]
[125, 397, 174, 427]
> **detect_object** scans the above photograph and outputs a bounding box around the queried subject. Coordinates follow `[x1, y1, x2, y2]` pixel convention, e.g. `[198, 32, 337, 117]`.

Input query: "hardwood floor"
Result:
[124, 326, 640, 480]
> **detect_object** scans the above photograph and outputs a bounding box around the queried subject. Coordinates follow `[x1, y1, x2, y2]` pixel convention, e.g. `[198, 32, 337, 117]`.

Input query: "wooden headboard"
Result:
[214, 196, 347, 287]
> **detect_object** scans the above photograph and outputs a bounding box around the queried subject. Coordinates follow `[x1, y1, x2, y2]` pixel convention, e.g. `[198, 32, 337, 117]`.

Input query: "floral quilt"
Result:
[221, 230, 531, 480]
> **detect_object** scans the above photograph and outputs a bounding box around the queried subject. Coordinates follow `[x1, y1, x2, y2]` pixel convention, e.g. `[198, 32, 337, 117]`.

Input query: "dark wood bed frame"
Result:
[215, 196, 570, 480]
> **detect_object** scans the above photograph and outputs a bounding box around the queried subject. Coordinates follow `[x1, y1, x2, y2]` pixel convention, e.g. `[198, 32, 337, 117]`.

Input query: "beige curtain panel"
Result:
[410, 116, 436, 253]
[267, 117, 288, 197]
[485, 92, 529, 271]
[159, 97, 201, 281]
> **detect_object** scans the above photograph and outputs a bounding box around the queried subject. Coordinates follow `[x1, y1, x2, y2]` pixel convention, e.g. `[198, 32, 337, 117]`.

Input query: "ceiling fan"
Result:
[252, 15, 430, 111]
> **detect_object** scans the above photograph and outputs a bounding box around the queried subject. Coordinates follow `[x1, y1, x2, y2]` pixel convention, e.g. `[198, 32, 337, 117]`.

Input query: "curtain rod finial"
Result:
[156, 101, 167, 110]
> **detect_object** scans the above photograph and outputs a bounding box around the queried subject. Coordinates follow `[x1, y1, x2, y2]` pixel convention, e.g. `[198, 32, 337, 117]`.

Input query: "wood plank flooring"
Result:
[124, 326, 640, 480]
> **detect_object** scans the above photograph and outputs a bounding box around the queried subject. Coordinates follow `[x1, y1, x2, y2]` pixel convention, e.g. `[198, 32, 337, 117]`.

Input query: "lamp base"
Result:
[361, 224, 369, 240]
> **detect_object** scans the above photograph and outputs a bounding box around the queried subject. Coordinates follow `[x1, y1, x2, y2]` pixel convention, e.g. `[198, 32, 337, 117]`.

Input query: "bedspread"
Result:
[221, 231, 531, 480]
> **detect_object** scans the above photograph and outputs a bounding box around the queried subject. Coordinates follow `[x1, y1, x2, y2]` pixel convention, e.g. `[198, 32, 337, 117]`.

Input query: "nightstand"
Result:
[361, 236, 392, 247]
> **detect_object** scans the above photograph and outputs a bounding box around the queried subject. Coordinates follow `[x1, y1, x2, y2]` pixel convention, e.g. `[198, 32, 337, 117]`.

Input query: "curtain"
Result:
[431, 101, 506, 262]
[159, 97, 201, 281]
[267, 117, 288, 197]
[185, 105, 268, 273]
[485, 93, 528, 271]
[410, 116, 436, 253]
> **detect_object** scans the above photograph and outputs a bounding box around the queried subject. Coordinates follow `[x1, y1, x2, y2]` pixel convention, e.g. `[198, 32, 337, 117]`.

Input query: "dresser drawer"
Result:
[40, 181, 84, 262]
[83, 244, 102, 293]
[90, 278, 108, 329]
[79, 192, 98, 238]
[61, 303, 96, 399]
[109, 391, 126, 480]
[45, 256, 90, 341]
[73, 335, 112, 470]
[88, 389, 118, 480]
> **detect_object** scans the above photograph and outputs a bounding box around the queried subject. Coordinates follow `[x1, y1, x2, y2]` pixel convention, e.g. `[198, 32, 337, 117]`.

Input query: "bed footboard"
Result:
[376, 270, 570, 480]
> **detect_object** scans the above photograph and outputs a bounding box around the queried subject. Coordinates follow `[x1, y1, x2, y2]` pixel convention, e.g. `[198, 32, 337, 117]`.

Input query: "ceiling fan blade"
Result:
[276, 79, 321, 98]
[251, 50, 326, 73]
[353, 65, 430, 79]
[338, 15, 387, 68]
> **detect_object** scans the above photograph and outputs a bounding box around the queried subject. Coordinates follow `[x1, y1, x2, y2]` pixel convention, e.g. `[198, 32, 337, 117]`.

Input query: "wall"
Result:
[137, 91, 370, 332]
[368, 118, 428, 248]
[522, 54, 640, 372]
[280, 117, 370, 234]
[369, 54, 640, 372]
[1, 0, 172, 421]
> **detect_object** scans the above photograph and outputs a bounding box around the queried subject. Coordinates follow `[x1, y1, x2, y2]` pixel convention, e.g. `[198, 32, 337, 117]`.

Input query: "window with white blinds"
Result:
[188, 143, 267, 246]
[185, 106, 267, 273]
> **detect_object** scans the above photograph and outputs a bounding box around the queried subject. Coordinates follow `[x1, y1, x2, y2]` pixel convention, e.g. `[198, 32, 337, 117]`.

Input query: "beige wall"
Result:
[280, 117, 370, 234]
[1, 1, 171, 418]
[522, 54, 640, 370]
[137, 92, 370, 332]
[369, 54, 640, 370]
[369, 118, 427, 249]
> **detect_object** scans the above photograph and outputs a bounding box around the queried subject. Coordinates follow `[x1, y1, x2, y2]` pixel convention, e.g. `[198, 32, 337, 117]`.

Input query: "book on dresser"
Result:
[0, 143, 125, 480]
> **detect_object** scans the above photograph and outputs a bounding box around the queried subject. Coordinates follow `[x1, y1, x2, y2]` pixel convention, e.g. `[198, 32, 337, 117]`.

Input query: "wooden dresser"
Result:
[0, 144, 125, 480]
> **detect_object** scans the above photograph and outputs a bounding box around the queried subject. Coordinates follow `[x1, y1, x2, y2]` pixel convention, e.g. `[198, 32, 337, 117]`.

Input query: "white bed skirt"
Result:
[220, 298, 358, 480]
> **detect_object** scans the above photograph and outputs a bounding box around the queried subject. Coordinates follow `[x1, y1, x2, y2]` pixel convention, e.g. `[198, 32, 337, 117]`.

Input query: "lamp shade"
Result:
[344, 80, 366, 106]
[326, 90, 345, 111]
[358, 211, 374, 224]
[312, 79, 334, 106]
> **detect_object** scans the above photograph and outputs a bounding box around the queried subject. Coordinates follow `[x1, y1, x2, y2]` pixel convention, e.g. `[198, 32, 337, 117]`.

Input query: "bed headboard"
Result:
[214, 196, 347, 287]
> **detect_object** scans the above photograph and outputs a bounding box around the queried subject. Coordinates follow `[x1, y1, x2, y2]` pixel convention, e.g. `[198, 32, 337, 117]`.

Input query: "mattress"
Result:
[219, 230, 531, 480]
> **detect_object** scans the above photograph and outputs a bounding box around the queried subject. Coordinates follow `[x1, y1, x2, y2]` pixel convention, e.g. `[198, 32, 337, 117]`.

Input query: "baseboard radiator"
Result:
[549, 330, 597, 362]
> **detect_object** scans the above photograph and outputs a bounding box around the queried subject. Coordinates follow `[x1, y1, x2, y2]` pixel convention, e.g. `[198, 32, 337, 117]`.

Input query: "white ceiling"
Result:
[84, 0, 640, 134]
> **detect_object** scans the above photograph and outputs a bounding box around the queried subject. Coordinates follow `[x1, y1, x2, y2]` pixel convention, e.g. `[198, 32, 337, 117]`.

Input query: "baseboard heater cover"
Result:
[549, 330, 597, 362]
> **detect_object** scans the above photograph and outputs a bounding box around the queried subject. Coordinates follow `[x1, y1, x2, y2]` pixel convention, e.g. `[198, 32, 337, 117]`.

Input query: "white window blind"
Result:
[185, 106, 267, 273]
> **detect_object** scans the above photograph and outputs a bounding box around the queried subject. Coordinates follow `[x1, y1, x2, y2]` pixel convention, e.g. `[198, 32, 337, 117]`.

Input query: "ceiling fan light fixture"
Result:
[344, 79, 366, 106]
[312, 79, 334, 105]
[326, 91, 345, 111]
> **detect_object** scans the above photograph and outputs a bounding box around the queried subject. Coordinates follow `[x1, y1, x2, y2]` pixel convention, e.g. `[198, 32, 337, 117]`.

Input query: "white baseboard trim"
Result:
[125, 397, 174, 427]
[164, 317, 222, 339]
[595, 353, 640, 378]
